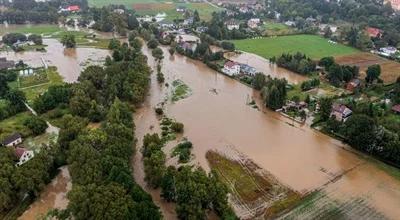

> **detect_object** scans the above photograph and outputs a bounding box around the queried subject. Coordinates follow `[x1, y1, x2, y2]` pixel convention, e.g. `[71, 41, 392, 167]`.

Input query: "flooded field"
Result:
[18, 167, 71, 220]
[225, 51, 307, 84]
[0, 38, 110, 82]
[133, 45, 400, 219]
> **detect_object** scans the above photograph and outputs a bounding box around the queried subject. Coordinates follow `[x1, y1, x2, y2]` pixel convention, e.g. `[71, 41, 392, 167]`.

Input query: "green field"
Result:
[232, 35, 360, 60]
[88, 0, 161, 7]
[0, 24, 62, 35]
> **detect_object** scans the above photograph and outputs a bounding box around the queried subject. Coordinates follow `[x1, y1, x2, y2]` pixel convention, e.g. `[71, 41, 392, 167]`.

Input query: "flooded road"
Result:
[18, 167, 71, 220]
[0, 38, 110, 82]
[133, 45, 400, 219]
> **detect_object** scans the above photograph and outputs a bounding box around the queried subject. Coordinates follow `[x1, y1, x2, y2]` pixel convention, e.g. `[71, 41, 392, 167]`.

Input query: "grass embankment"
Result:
[88, 0, 160, 7]
[232, 35, 360, 60]
[52, 31, 111, 49]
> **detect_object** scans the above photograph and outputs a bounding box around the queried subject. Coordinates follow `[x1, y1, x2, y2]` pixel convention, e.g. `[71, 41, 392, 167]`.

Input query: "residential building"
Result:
[176, 6, 186, 12]
[346, 79, 361, 91]
[15, 147, 34, 166]
[1, 133, 22, 147]
[331, 104, 352, 122]
[247, 18, 260, 29]
[379, 46, 398, 56]
[366, 27, 382, 38]
[222, 61, 241, 76]
[225, 20, 239, 30]
[0, 57, 15, 70]
[183, 17, 194, 26]
[196, 26, 208, 33]
[240, 64, 256, 76]
[284, 21, 295, 27]
[389, 0, 400, 10]
[392, 104, 400, 114]
[319, 24, 338, 33]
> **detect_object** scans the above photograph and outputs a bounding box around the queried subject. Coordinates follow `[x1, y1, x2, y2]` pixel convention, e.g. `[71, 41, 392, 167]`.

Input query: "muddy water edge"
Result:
[132, 44, 400, 219]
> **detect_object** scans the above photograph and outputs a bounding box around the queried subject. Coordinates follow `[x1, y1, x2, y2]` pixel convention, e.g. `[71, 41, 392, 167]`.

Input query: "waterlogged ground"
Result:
[0, 38, 110, 82]
[132, 44, 400, 219]
[18, 167, 71, 220]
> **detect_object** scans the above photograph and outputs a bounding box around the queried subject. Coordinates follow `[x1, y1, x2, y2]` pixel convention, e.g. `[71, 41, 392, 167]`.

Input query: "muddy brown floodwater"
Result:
[18, 166, 71, 220]
[0, 38, 110, 82]
[133, 44, 400, 219]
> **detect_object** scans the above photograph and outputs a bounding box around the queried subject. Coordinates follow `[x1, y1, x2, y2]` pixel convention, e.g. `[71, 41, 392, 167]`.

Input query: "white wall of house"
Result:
[6, 137, 22, 147]
[16, 151, 34, 166]
[223, 65, 240, 76]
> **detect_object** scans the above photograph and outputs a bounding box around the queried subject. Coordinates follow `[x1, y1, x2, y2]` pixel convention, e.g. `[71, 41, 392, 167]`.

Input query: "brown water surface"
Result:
[18, 166, 71, 220]
[0, 38, 110, 82]
[133, 45, 400, 219]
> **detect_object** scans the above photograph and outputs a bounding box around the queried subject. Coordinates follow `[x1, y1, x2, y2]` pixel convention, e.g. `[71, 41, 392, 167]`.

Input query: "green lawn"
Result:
[232, 35, 360, 60]
[0, 24, 62, 35]
[88, 0, 161, 7]
[0, 112, 33, 140]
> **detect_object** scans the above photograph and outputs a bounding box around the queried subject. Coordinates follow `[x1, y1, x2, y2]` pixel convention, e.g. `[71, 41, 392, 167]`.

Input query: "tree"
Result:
[365, 64, 381, 83]
[28, 34, 42, 45]
[193, 10, 200, 23]
[147, 39, 159, 49]
[161, 166, 176, 202]
[127, 15, 139, 30]
[343, 114, 377, 152]
[108, 38, 121, 50]
[61, 33, 76, 48]
[152, 47, 164, 60]
[24, 116, 48, 135]
[319, 97, 332, 121]
[252, 73, 266, 90]
[221, 41, 235, 51]
[323, 26, 332, 38]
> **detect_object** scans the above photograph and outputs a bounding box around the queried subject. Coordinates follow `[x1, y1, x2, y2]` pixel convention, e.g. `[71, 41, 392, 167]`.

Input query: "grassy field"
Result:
[88, 0, 162, 7]
[0, 112, 33, 140]
[0, 24, 62, 35]
[14, 67, 64, 104]
[232, 35, 360, 60]
[262, 21, 295, 36]
[133, 2, 221, 21]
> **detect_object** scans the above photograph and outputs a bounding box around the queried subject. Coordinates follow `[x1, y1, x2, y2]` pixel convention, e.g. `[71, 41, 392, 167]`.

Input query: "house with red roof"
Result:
[392, 104, 400, 114]
[14, 147, 34, 167]
[59, 5, 80, 13]
[366, 27, 382, 38]
[222, 61, 241, 76]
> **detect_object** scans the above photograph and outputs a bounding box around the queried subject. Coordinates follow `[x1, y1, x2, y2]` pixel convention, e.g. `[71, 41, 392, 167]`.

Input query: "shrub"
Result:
[171, 122, 184, 133]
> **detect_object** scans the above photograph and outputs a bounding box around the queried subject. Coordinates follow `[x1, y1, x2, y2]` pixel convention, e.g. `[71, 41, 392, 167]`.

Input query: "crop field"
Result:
[335, 52, 400, 83]
[262, 21, 295, 36]
[206, 149, 301, 219]
[0, 112, 33, 140]
[231, 35, 360, 60]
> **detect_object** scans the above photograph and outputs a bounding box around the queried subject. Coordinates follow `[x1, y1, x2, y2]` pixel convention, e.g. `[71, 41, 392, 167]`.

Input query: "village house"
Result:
[176, 5, 186, 12]
[196, 26, 208, 33]
[239, 6, 249, 13]
[1, 133, 22, 147]
[331, 104, 352, 122]
[225, 20, 240, 30]
[15, 147, 34, 167]
[392, 104, 400, 114]
[0, 57, 15, 70]
[222, 61, 241, 76]
[366, 27, 382, 38]
[284, 21, 295, 27]
[183, 17, 194, 26]
[59, 5, 80, 13]
[247, 18, 260, 29]
[346, 78, 361, 91]
[319, 24, 338, 33]
[240, 64, 257, 76]
[282, 101, 308, 112]
[379, 46, 398, 57]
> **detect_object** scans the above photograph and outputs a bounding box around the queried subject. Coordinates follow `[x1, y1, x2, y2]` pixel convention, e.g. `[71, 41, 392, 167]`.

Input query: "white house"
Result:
[225, 20, 239, 30]
[15, 147, 34, 167]
[247, 18, 260, 29]
[2, 133, 22, 147]
[379, 46, 398, 56]
[222, 61, 241, 76]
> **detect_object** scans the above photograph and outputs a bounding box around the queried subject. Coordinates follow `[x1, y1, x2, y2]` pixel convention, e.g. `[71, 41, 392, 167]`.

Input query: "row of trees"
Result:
[0, 71, 26, 120]
[273, 52, 316, 75]
[251, 73, 288, 110]
[141, 133, 236, 219]
[319, 56, 360, 87]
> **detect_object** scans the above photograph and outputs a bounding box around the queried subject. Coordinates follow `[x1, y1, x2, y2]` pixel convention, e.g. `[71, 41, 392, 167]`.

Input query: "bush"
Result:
[155, 108, 163, 115]
[171, 122, 184, 133]
[24, 116, 48, 135]
[221, 41, 235, 51]
[147, 39, 159, 49]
